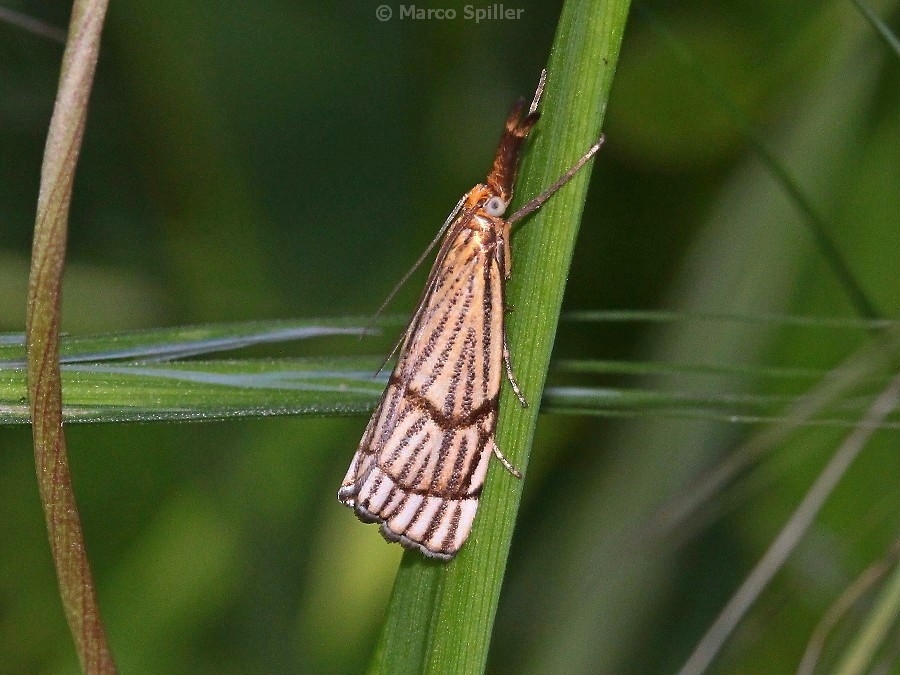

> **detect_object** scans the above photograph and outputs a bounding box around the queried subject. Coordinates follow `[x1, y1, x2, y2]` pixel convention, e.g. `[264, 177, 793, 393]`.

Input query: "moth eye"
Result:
[484, 196, 507, 217]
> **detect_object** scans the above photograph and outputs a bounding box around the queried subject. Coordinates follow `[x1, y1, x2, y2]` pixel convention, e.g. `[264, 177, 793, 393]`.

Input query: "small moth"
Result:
[338, 71, 603, 560]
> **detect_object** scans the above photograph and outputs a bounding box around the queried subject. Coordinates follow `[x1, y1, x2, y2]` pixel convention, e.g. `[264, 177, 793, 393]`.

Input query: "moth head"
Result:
[486, 97, 539, 205]
[484, 195, 508, 217]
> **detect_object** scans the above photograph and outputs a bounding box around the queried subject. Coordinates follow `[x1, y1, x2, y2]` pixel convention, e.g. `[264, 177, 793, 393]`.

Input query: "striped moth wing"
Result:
[337, 97, 538, 560]
[337, 207, 506, 559]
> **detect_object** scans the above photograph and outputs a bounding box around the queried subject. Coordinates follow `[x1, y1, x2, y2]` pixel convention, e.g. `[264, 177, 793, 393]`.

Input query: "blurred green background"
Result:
[1, 1, 898, 673]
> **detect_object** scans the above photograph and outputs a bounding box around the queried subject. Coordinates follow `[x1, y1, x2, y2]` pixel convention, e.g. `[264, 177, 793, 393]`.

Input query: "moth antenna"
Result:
[508, 135, 605, 226]
[361, 193, 468, 342]
[529, 69, 547, 115]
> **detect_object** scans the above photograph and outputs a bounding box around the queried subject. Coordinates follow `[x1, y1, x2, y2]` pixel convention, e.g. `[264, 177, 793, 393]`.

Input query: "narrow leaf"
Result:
[26, 1, 116, 671]
[369, 0, 631, 672]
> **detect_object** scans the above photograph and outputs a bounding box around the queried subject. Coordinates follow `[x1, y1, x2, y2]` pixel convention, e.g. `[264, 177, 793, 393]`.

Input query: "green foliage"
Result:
[1, 0, 898, 673]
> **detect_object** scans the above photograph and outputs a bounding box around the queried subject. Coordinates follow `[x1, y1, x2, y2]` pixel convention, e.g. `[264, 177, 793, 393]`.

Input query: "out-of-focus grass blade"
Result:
[849, 0, 900, 58]
[542, 386, 900, 428]
[635, 5, 882, 321]
[833, 548, 900, 675]
[555, 358, 829, 380]
[0, 6, 67, 43]
[563, 310, 898, 330]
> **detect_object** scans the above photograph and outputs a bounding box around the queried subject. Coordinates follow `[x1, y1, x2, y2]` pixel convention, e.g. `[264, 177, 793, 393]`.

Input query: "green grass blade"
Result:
[368, 1, 630, 673]
[849, 0, 900, 58]
[833, 552, 900, 675]
[3, 317, 894, 427]
[0, 357, 382, 424]
[3, 359, 895, 428]
[0, 318, 371, 364]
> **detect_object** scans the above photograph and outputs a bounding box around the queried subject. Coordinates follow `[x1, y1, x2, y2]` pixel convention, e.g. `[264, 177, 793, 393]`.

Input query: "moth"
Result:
[338, 71, 603, 560]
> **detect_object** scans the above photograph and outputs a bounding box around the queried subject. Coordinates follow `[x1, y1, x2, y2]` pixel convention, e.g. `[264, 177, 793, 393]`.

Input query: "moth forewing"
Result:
[338, 70, 600, 560]
[338, 201, 508, 560]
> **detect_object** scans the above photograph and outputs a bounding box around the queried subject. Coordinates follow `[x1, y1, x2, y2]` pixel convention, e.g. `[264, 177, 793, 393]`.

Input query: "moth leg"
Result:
[502, 230, 512, 280]
[503, 337, 528, 408]
[497, 225, 525, 407]
[491, 440, 523, 479]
